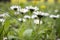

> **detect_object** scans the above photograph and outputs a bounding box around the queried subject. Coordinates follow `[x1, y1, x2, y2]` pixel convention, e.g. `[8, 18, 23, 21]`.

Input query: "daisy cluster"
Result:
[0, 5, 60, 24]
[0, 5, 60, 40]
[10, 5, 60, 20]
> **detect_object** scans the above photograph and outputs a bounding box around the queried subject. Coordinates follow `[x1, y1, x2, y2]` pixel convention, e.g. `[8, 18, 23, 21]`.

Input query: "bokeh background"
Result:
[0, 0, 60, 40]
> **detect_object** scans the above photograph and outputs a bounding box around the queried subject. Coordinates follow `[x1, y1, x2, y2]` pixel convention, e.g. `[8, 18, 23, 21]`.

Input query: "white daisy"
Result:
[18, 18, 26, 22]
[24, 15, 31, 19]
[38, 12, 49, 16]
[10, 5, 21, 11]
[33, 11, 40, 15]
[49, 15, 60, 19]
[25, 6, 39, 12]
[31, 15, 37, 19]
[33, 11, 44, 18]
[34, 19, 43, 24]
[33, 11, 49, 16]
[20, 8, 29, 14]
[23, 29, 33, 36]
[33, 11, 49, 19]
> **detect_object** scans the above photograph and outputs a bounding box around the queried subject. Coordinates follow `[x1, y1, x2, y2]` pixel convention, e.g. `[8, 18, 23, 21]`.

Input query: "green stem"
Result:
[33, 19, 41, 40]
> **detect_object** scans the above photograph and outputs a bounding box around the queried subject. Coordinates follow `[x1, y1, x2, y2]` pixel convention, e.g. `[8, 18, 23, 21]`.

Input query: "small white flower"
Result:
[34, 19, 43, 24]
[40, 12, 45, 15]
[20, 8, 29, 13]
[18, 18, 26, 22]
[50, 15, 60, 19]
[33, 11, 49, 18]
[39, 12, 49, 16]
[31, 15, 37, 19]
[0, 13, 9, 18]
[3, 37, 7, 40]
[33, 11, 49, 16]
[33, 11, 40, 15]
[10, 5, 21, 11]
[26, 6, 39, 11]
[24, 15, 31, 19]
[23, 29, 33, 36]
[54, 9, 58, 13]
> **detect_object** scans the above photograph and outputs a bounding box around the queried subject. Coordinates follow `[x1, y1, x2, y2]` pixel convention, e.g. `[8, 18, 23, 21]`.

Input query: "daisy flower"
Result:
[14, 11, 20, 15]
[10, 5, 21, 11]
[33, 11, 43, 19]
[33, 11, 49, 19]
[31, 15, 37, 19]
[18, 18, 26, 22]
[25, 6, 39, 12]
[20, 8, 29, 14]
[24, 15, 31, 19]
[39, 12, 49, 17]
[49, 15, 60, 19]
[33, 11, 40, 15]
[34, 19, 43, 25]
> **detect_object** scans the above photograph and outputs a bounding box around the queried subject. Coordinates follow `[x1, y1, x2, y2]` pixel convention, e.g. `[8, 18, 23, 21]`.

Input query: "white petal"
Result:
[20, 8, 28, 13]
[33, 11, 40, 15]
[24, 15, 31, 19]
[44, 13, 49, 16]
[31, 15, 37, 19]
[50, 15, 59, 18]
[18, 18, 26, 22]
[3, 37, 7, 40]
[10, 5, 21, 11]
[34, 19, 43, 24]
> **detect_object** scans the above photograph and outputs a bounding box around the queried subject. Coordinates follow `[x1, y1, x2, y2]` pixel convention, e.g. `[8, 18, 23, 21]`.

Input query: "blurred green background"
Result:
[0, 0, 60, 40]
